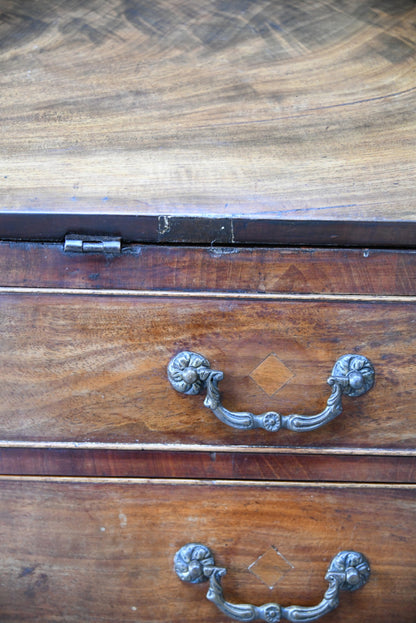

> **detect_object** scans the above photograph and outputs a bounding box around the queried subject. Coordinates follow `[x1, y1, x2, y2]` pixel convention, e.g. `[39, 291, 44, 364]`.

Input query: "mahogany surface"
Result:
[0, 242, 415, 295]
[1, 0, 415, 245]
[0, 448, 414, 483]
[0, 292, 415, 451]
[0, 1, 415, 619]
[0, 478, 414, 622]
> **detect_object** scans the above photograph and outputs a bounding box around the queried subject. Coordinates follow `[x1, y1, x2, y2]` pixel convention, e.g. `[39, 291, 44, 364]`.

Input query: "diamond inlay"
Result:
[249, 354, 294, 396]
[248, 546, 294, 589]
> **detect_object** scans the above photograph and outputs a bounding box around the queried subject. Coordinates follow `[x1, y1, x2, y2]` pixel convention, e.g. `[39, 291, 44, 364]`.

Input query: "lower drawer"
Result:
[0, 478, 414, 622]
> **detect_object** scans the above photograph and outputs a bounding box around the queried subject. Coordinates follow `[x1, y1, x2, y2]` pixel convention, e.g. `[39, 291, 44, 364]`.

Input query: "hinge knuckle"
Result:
[64, 235, 121, 255]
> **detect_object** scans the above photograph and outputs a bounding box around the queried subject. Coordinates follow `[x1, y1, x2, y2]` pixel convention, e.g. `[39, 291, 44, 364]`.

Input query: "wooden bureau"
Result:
[0, 1, 415, 621]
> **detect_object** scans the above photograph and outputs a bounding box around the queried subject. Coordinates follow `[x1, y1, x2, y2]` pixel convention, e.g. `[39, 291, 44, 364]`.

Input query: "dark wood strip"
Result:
[1, 214, 415, 247]
[233, 219, 416, 248]
[0, 242, 415, 295]
[0, 448, 413, 483]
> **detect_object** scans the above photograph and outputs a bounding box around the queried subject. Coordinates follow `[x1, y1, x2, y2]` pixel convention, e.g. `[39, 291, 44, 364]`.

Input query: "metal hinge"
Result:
[64, 234, 121, 255]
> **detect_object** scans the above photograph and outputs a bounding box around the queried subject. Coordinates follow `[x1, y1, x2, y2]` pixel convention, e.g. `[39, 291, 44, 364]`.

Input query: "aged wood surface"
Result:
[0, 292, 414, 450]
[1, 214, 416, 247]
[0, 478, 414, 622]
[1, 242, 416, 295]
[1, 0, 415, 235]
[0, 447, 414, 483]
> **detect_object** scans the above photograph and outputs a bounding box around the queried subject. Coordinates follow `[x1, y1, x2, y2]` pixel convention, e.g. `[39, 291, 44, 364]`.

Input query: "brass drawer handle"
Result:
[167, 351, 374, 432]
[174, 543, 370, 623]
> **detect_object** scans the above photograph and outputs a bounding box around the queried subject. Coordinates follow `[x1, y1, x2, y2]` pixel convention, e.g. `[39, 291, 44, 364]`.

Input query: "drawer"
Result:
[0, 478, 414, 622]
[0, 291, 415, 451]
[1, 3, 415, 622]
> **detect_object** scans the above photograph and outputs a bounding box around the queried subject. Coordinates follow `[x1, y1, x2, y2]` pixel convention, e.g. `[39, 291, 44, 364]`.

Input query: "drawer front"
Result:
[0, 292, 415, 451]
[1, 244, 415, 296]
[0, 478, 414, 622]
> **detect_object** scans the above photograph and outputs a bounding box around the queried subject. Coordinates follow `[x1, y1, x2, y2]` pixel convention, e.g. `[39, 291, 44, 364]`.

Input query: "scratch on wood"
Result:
[158, 215, 171, 236]
[119, 512, 128, 527]
[209, 247, 240, 257]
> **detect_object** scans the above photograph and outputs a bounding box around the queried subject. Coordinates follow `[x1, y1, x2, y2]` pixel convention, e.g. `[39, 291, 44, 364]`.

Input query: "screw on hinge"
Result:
[64, 234, 121, 255]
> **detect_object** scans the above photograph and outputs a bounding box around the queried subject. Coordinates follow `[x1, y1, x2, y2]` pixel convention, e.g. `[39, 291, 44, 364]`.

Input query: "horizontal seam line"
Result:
[0, 287, 415, 302]
[0, 441, 414, 456]
[0, 476, 414, 488]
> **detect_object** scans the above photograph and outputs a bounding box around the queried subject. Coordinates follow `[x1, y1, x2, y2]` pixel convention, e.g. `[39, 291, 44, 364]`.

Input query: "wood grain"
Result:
[1, 242, 415, 295]
[0, 447, 414, 483]
[0, 292, 415, 450]
[1, 0, 415, 234]
[0, 478, 414, 622]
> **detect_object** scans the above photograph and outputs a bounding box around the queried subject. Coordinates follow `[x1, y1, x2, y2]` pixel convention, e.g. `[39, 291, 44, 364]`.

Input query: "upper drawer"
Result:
[1, 243, 414, 453]
[1, 288, 414, 452]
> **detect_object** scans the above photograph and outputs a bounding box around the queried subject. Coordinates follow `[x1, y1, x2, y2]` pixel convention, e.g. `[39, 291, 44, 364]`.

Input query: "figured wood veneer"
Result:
[0, 293, 415, 450]
[0, 2, 415, 619]
[0, 244, 415, 296]
[0, 479, 414, 622]
[0, 448, 414, 483]
[1, 0, 415, 242]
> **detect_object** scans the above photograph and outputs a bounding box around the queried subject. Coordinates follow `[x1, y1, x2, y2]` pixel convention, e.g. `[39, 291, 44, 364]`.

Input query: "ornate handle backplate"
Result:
[174, 543, 370, 623]
[167, 351, 375, 433]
